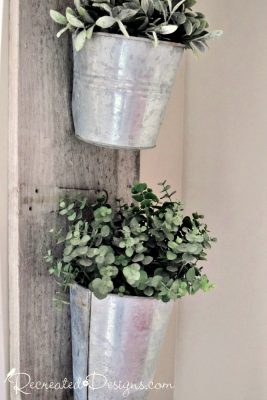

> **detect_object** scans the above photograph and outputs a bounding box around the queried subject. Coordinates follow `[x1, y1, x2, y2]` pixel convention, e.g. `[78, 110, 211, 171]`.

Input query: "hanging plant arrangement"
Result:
[45, 181, 216, 399]
[51, 0, 221, 52]
[45, 181, 216, 301]
[50, 0, 222, 149]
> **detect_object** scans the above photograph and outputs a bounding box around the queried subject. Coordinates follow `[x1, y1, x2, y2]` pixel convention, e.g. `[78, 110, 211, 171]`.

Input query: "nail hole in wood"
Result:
[35, 188, 39, 193]
[29, 206, 32, 211]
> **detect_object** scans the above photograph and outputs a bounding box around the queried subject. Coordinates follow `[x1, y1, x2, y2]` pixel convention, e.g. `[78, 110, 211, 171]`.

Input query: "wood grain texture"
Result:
[8, 1, 140, 399]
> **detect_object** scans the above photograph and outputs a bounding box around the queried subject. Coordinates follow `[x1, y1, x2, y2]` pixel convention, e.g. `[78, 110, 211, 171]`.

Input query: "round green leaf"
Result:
[125, 247, 134, 258]
[101, 225, 110, 238]
[142, 256, 153, 265]
[144, 287, 154, 296]
[123, 265, 141, 286]
[167, 251, 177, 261]
[186, 267, 195, 283]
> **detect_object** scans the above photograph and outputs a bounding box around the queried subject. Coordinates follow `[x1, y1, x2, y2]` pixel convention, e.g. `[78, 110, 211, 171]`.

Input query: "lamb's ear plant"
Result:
[45, 181, 216, 302]
[50, 0, 222, 52]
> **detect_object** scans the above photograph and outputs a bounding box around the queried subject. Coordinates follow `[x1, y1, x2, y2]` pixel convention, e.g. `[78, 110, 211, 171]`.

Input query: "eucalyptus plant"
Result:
[45, 182, 216, 302]
[50, 0, 222, 52]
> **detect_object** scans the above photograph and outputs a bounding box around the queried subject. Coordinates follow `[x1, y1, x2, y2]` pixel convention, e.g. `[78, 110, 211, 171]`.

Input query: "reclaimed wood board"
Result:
[8, 1, 140, 399]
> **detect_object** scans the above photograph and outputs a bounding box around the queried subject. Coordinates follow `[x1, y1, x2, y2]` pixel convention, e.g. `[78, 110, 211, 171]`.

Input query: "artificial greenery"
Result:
[45, 181, 216, 302]
[50, 0, 222, 52]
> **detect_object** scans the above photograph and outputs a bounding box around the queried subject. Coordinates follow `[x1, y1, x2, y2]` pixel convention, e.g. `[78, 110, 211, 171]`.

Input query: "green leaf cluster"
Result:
[45, 181, 216, 302]
[50, 0, 222, 52]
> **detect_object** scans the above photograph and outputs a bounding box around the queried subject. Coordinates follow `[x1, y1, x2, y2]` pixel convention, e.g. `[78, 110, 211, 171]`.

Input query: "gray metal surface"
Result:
[72, 33, 184, 149]
[70, 284, 173, 399]
[70, 284, 92, 400]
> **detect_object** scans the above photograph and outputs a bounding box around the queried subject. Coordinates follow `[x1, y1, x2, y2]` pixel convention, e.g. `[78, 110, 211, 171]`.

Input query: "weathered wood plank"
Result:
[9, 1, 139, 399]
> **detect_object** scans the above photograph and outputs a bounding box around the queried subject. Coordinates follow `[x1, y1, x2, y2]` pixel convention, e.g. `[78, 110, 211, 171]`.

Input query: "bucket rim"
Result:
[72, 31, 185, 49]
[74, 133, 156, 150]
[71, 282, 174, 304]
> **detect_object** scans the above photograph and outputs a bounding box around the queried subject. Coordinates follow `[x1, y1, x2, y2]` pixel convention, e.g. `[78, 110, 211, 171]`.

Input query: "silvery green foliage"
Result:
[45, 181, 216, 302]
[50, 0, 222, 52]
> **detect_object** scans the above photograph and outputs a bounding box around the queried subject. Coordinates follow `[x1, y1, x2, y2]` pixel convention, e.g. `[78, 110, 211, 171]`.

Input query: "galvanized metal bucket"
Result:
[72, 33, 184, 149]
[70, 283, 173, 400]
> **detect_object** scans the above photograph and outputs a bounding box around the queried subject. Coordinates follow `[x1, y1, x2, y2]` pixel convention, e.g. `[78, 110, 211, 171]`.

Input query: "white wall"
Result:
[0, 0, 9, 398]
[2, 0, 267, 399]
[175, 1, 267, 399]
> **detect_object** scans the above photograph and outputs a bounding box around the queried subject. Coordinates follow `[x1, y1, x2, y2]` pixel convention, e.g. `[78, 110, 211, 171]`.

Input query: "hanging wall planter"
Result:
[70, 283, 173, 399]
[45, 181, 217, 399]
[72, 33, 184, 149]
[50, 0, 222, 149]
